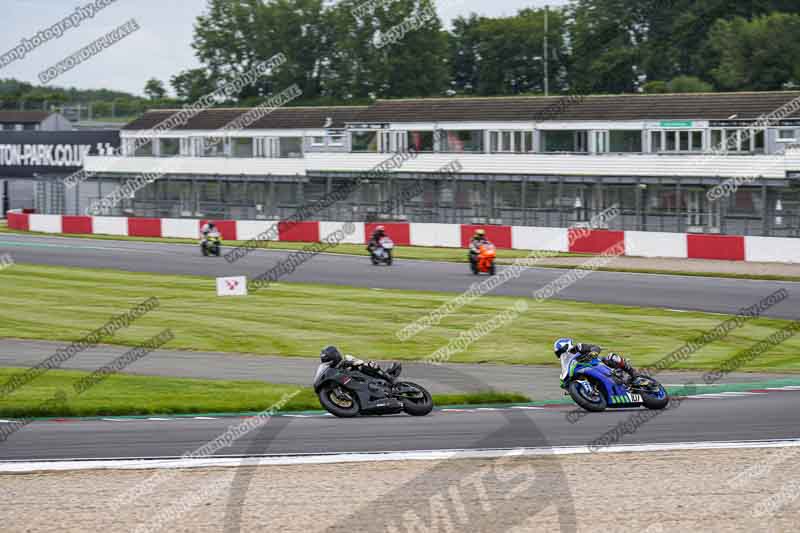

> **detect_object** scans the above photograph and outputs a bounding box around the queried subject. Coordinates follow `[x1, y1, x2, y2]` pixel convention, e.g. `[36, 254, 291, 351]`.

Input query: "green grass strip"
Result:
[0, 367, 529, 419]
[2, 262, 799, 371]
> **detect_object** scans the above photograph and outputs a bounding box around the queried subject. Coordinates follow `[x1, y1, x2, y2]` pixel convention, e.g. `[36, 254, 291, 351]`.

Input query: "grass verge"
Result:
[1, 263, 799, 371]
[0, 367, 527, 418]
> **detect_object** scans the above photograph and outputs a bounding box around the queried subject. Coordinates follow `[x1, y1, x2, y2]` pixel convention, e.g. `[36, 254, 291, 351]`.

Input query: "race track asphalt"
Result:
[1, 233, 799, 462]
[1, 391, 798, 461]
[0, 233, 798, 319]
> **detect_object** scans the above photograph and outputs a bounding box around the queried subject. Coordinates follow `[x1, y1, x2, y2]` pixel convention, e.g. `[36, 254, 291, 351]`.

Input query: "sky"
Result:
[0, 0, 570, 96]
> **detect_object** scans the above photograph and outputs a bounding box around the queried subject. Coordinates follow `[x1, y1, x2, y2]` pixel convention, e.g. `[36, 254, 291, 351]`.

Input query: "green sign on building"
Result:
[660, 120, 694, 128]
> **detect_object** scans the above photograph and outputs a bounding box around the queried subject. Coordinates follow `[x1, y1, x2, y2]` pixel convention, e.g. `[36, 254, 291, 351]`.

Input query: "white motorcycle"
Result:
[370, 236, 394, 266]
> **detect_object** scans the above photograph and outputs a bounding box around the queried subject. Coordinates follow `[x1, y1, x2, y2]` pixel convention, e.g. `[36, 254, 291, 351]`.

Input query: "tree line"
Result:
[174, 0, 800, 101]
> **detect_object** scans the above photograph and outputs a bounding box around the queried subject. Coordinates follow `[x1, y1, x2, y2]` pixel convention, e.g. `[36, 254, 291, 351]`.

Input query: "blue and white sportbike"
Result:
[563, 351, 670, 412]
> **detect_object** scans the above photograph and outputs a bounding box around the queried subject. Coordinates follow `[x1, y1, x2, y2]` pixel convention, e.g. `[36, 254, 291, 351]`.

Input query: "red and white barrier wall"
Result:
[6, 210, 800, 263]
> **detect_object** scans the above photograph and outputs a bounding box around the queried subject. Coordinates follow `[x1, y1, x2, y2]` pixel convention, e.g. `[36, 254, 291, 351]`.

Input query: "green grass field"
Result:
[0, 367, 527, 418]
[1, 263, 798, 372]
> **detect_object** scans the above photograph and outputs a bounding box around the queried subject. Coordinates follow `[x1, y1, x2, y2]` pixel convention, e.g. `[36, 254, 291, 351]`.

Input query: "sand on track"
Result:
[1, 448, 798, 532]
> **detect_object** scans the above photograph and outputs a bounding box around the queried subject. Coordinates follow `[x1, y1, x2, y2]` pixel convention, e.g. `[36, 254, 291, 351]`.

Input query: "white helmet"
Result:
[553, 338, 574, 358]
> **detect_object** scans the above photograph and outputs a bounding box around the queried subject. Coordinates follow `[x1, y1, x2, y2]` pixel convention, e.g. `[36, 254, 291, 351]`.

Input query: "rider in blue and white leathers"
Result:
[553, 338, 638, 388]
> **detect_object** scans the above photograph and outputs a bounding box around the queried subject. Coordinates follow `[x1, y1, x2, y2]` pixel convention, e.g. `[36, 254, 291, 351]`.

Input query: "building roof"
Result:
[354, 91, 800, 123]
[0, 111, 54, 124]
[124, 91, 800, 131]
[123, 106, 368, 131]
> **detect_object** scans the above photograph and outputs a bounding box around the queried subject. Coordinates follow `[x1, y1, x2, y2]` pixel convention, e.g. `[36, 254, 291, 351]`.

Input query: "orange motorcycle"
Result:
[471, 243, 496, 275]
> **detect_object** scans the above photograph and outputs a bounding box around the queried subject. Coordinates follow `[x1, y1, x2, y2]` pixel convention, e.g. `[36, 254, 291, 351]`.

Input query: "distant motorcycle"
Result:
[370, 236, 394, 266]
[313, 360, 433, 417]
[563, 351, 669, 412]
[201, 231, 222, 257]
[470, 243, 496, 275]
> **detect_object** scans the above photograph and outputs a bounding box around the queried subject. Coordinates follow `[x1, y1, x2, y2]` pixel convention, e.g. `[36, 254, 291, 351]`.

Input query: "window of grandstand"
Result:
[311, 136, 326, 146]
[441, 130, 483, 152]
[753, 129, 766, 152]
[202, 138, 224, 157]
[489, 131, 534, 153]
[407, 131, 434, 152]
[778, 129, 797, 142]
[134, 140, 154, 157]
[351, 131, 378, 152]
[653, 130, 704, 153]
[231, 137, 254, 158]
[158, 138, 180, 157]
[542, 130, 588, 152]
[609, 130, 643, 152]
[279, 137, 303, 158]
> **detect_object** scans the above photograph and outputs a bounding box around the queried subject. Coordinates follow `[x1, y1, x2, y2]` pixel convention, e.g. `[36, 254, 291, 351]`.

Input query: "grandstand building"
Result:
[76, 92, 800, 237]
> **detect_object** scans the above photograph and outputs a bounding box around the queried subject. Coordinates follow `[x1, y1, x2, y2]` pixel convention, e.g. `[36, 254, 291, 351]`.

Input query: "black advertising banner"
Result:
[0, 130, 120, 177]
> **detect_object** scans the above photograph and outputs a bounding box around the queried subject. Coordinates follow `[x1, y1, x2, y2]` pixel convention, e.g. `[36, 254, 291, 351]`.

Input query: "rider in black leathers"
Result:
[320, 345, 401, 382]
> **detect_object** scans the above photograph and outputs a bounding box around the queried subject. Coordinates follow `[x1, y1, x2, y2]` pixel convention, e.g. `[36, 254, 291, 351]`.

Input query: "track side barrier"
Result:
[5, 212, 800, 264]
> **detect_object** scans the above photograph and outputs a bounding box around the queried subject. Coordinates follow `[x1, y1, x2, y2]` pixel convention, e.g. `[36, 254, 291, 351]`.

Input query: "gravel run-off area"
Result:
[2, 447, 799, 532]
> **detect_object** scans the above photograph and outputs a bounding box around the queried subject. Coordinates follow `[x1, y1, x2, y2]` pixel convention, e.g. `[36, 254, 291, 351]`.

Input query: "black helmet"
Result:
[320, 345, 342, 365]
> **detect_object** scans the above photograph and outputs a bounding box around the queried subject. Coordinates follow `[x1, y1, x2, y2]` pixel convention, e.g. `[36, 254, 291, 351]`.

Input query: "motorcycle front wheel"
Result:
[635, 376, 670, 410]
[318, 384, 360, 418]
[397, 381, 433, 416]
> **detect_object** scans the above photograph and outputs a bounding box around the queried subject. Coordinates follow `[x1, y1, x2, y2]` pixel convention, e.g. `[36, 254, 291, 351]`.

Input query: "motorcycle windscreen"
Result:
[313, 362, 332, 384]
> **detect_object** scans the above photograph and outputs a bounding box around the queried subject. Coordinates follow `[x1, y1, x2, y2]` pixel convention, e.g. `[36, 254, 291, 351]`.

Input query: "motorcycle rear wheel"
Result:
[568, 379, 608, 412]
[318, 384, 360, 418]
[397, 381, 433, 416]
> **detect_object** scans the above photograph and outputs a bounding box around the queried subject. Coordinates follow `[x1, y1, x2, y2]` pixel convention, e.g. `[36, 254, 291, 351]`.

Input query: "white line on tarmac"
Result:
[3, 439, 799, 474]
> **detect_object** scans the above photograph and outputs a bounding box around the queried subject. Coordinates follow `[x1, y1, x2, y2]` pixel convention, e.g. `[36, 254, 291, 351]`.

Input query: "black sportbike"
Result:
[313, 361, 433, 417]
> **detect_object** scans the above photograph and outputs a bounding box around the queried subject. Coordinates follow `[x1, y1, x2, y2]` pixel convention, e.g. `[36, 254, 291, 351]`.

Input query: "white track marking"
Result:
[0, 420, 12, 424]
[3, 439, 800, 473]
[691, 392, 767, 399]
[102, 418, 133, 422]
[192, 416, 217, 420]
[764, 386, 800, 391]
[511, 406, 545, 410]
[146, 418, 171, 421]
